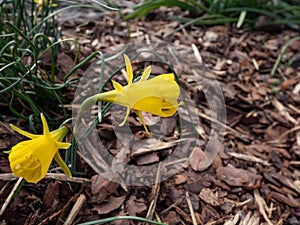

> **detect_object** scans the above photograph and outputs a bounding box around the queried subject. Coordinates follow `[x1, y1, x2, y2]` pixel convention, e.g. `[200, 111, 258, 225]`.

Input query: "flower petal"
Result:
[134, 110, 150, 135]
[41, 113, 50, 135]
[54, 152, 72, 178]
[112, 80, 123, 92]
[140, 65, 151, 81]
[56, 141, 71, 149]
[119, 107, 130, 127]
[124, 54, 133, 85]
[10, 124, 39, 139]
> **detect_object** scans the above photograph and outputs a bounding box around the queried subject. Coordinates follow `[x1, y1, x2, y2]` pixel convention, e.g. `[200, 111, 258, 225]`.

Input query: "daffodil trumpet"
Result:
[80, 54, 181, 134]
[7, 113, 71, 183]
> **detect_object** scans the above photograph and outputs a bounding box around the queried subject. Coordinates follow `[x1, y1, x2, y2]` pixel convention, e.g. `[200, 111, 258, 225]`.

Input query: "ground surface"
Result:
[0, 3, 300, 225]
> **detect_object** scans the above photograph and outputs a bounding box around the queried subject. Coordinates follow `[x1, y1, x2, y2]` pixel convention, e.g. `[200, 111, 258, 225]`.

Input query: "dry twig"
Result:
[254, 189, 273, 225]
[185, 191, 199, 225]
[0, 177, 23, 216]
[145, 163, 162, 223]
[0, 173, 90, 183]
[227, 152, 271, 166]
[64, 194, 86, 225]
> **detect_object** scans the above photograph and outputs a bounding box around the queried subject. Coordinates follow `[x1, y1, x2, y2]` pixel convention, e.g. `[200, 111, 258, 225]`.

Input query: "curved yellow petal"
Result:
[134, 110, 150, 135]
[41, 113, 50, 135]
[54, 152, 72, 178]
[112, 80, 123, 92]
[119, 107, 130, 127]
[140, 66, 151, 81]
[10, 124, 39, 139]
[56, 142, 71, 149]
[124, 54, 133, 85]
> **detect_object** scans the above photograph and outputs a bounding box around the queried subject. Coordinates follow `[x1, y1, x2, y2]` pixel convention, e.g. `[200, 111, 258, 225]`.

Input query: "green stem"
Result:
[271, 36, 300, 76]
[77, 216, 167, 225]
[74, 90, 118, 133]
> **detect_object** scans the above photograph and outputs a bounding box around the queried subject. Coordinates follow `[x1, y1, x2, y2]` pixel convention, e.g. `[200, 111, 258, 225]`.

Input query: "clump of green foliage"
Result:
[125, 0, 300, 29]
[0, 0, 64, 122]
[0, 0, 114, 125]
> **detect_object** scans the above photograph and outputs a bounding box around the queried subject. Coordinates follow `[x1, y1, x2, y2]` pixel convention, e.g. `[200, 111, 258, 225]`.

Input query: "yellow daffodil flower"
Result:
[34, 0, 57, 11]
[7, 113, 71, 183]
[80, 54, 181, 134]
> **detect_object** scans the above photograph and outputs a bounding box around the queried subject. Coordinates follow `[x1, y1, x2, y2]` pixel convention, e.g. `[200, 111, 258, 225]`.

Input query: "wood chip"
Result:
[216, 167, 261, 188]
[199, 188, 219, 206]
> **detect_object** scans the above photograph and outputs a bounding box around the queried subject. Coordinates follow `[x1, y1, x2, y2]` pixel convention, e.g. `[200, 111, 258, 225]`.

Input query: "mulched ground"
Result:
[0, 3, 300, 225]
